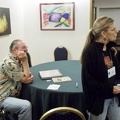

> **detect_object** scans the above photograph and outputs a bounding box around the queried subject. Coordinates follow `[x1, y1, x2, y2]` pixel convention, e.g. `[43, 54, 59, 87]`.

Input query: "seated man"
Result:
[0, 39, 34, 120]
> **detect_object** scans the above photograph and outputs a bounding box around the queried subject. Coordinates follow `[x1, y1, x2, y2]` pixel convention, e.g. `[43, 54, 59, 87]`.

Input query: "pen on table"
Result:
[47, 80, 51, 82]
[76, 82, 78, 88]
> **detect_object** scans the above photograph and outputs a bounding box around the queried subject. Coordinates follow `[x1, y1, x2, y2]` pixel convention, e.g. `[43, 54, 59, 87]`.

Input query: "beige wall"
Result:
[94, 0, 120, 29]
[0, 0, 90, 66]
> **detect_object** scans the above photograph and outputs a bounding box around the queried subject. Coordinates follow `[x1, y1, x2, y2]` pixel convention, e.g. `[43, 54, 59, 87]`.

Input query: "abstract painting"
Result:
[0, 7, 11, 36]
[40, 2, 75, 30]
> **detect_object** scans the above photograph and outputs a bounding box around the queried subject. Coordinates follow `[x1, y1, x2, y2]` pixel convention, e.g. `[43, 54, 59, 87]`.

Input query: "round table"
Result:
[20, 60, 87, 120]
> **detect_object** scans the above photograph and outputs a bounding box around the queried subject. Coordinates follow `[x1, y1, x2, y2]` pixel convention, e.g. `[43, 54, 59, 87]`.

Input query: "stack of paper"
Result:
[39, 69, 63, 80]
[52, 76, 72, 83]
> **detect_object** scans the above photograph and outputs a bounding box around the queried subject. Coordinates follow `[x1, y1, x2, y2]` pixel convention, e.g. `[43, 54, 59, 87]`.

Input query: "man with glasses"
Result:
[0, 39, 34, 120]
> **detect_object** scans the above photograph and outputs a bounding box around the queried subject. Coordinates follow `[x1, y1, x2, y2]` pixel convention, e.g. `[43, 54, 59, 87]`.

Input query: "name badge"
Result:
[108, 66, 116, 78]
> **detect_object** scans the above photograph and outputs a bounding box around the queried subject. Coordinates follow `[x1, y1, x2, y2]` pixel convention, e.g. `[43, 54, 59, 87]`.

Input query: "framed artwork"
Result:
[0, 7, 11, 36]
[39, 2, 75, 30]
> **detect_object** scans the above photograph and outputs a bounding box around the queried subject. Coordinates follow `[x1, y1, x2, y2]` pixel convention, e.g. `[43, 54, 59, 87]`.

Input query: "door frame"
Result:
[90, 0, 94, 28]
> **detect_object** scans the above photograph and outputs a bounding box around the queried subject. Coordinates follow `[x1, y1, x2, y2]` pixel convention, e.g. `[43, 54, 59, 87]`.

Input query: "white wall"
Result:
[0, 0, 90, 66]
[94, 0, 120, 29]
[0, 0, 24, 59]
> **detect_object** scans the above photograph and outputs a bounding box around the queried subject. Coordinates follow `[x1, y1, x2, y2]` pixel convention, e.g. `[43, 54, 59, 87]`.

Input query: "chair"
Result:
[26, 52, 32, 67]
[54, 46, 68, 61]
[0, 107, 17, 120]
[40, 107, 86, 120]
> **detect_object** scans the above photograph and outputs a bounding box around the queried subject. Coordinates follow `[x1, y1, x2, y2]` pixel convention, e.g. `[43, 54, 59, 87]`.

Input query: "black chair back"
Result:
[54, 47, 68, 61]
[26, 52, 32, 67]
[40, 107, 86, 120]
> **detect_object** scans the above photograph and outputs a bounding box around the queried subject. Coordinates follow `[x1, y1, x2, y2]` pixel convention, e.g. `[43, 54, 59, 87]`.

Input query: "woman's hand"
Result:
[113, 86, 120, 94]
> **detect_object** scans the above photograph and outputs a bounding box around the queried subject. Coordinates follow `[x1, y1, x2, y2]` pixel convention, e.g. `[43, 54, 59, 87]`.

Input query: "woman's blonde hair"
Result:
[80, 16, 114, 63]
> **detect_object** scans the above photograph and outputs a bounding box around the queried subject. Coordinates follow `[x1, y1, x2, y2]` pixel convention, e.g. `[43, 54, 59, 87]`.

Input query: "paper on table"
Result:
[47, 84, 60, 90]
[52, 76, 72, 83]
[39, 69, 63, 80]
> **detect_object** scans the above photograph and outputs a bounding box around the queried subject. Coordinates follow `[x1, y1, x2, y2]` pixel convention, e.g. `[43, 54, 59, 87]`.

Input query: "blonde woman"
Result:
[81, 16, 120, 120]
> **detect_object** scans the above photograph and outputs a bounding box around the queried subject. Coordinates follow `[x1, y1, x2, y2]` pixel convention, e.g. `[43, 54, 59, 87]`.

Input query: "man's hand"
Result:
[17, 51, 27, 62]
[25, 73, 34, 84]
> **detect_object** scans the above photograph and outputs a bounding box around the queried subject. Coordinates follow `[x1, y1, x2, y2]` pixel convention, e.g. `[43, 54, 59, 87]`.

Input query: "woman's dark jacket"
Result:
[82, 41, 120, 115]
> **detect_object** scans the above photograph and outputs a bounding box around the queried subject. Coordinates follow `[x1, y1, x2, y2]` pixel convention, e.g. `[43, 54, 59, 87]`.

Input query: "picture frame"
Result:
[0, 7, 11, 36]
[39, 2, 75, 30]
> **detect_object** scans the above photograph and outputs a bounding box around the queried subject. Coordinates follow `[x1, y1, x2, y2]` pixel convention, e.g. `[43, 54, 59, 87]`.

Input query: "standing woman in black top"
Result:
[80, 16, 120, 120]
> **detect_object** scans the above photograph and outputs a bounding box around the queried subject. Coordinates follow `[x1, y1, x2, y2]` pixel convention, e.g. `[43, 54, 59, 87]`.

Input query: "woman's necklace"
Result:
[102, 50, 113, 68]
